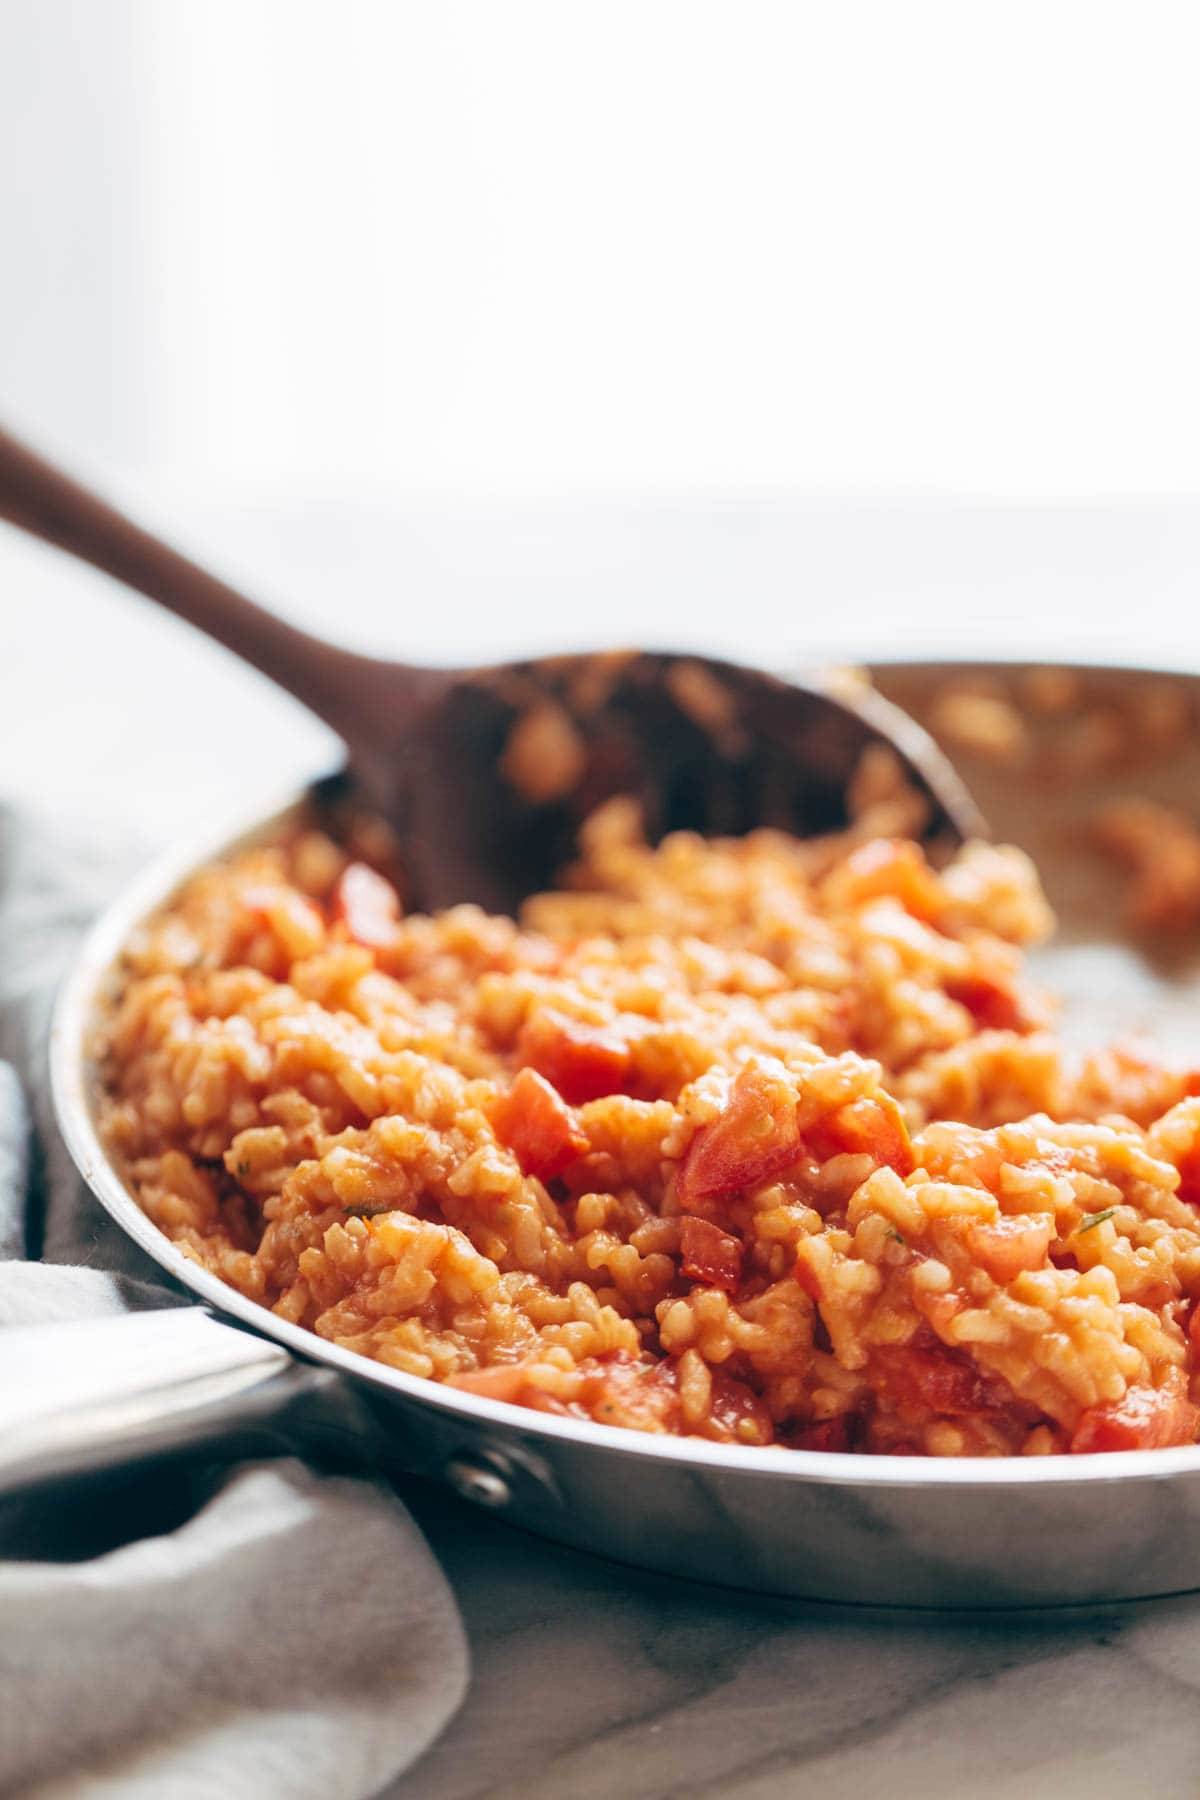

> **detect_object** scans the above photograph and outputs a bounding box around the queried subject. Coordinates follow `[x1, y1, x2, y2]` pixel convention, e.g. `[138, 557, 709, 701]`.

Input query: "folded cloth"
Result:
[0, 806, 468, 1799]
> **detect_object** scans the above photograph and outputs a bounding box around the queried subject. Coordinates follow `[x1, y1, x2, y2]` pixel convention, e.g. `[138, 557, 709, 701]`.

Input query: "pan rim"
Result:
[49, 657, 1200, 1493]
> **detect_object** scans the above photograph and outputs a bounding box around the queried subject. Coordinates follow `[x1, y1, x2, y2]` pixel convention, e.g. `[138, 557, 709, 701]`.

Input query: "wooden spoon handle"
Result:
[0, 422, 369, 735]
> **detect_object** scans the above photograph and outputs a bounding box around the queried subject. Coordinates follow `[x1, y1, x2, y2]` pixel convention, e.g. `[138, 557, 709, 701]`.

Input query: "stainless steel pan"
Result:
[18, 660, 1200, 1609]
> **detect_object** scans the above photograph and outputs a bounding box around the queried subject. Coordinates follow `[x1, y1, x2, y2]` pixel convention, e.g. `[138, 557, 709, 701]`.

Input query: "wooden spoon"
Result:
[0, 425, 983, 911]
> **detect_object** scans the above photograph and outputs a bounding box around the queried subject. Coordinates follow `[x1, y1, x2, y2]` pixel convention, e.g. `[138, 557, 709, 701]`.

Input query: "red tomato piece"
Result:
[490, 1067, 588, 1180]
[706, 1369, 774, 1445]
[520, 1009, 632, 1103]
[1185, 1297, 1200, 1353]
[1069, 1371, 1199, 1453]
[945, 972, 1032, 1033]
[677, 1060, 801, 1206]
[679, 1215, 744, 1292]
[445, 1363, 541, 1403]
[1176, 1141, 1200, 1211]
[805, 1093, 914, 1175]
[873, 1342, 992, 1417]
[964, 1214, 1053, 1284]
[331, 861, 403, 949]
[830, 839, 945, 922]
[579, 1354, 683, 1434]
[794, 1417, 853, 1453]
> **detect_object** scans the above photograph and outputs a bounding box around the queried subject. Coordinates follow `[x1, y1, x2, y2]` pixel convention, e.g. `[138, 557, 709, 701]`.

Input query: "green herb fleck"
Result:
[1078, 1207, 1116, 1234]
[234, 1160, 250, 1178]
[886, 1227, 906, 1245]
[345, 1203, 393, 1220]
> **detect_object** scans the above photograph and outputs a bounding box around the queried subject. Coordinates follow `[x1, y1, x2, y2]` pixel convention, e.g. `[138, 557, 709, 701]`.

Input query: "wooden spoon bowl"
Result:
[0, 426, 983, 911]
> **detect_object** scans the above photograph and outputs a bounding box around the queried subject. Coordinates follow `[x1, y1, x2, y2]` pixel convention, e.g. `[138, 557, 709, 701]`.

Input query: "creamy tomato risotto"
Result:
[98, 799, 1200, 1457]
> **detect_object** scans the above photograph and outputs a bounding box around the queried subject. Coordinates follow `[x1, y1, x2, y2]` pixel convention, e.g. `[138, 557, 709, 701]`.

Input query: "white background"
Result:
[3, 2, 1200, 829]
[4, 1, 1200, 497]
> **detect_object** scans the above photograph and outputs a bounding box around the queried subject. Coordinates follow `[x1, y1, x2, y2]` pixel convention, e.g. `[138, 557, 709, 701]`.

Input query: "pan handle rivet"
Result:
[444, 1455, 512, 1509]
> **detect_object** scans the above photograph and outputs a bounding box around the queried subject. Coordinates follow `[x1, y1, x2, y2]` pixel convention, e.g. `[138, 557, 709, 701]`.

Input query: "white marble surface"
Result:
[391, 1482, 1200, 1800]
[9, 496, 1200, 1799]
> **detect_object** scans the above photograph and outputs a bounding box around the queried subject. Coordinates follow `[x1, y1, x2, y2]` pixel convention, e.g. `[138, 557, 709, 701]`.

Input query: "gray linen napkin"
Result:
[0, 806, 469, 1799]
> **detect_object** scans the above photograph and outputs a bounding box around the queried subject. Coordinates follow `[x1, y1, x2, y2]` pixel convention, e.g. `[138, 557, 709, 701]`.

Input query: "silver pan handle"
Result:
[0, 1307, 363, 1499]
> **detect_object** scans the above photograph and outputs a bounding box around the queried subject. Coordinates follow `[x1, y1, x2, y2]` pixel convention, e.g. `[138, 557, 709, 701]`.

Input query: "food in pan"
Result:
[98, 782, 1200, 1458]
[1091, 800, 1200, 934]
[917, 665, 1200, 933]
[925, 667, 1196, 778]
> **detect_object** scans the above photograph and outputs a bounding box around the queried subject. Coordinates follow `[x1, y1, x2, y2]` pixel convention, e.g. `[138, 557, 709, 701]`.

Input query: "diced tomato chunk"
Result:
[873, 1342, 993, 1417]
[677, 1060, 801, 1206]
[445, 1362, 586, 1418]
[1184, 1296, 1200, 1353]
[679, 1215, 743, 1292]
[1176, 1141, 1200, 1211]
[578, 1353, 683, 1434]
[332, 861, 403, 949]
[520, 1009, 632, 1103]
[794, 1416, 853, 1453]
[1069, 1371, 1199, 1453]
[445, 1362, 541, 1403]
[706, 1368, 774, 1445]
[805, 1093, 914, 1175]
[490, 1067, 588, 1180]
[827, 839, 945, 922]
[946, 972, 1033, 1033]
[963, 1214, 1053, 1284]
